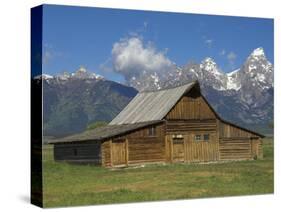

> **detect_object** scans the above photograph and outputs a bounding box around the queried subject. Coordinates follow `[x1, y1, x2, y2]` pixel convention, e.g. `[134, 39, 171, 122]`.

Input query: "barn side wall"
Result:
[218, 121, 263, 160]
[165, 120, 219, 163]
[54, 141, 102, 164]
[101, 123, 165, 167]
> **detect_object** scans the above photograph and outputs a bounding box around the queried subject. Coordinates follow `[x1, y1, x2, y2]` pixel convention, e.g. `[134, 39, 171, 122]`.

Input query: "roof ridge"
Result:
[139, 80, 198, 93]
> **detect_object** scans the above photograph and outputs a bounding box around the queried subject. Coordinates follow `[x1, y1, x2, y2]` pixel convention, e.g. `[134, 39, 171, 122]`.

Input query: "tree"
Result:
[86, 121, 108, 130]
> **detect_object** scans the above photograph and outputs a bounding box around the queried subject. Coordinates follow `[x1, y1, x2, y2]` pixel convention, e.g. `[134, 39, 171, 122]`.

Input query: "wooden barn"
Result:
[49, 81, 264, 167]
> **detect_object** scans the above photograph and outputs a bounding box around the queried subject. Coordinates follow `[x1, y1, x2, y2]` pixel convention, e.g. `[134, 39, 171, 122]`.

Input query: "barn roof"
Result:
[109, 81, 197, 125]
[48, 120, 163, 144]
[109, 80, 263, 137]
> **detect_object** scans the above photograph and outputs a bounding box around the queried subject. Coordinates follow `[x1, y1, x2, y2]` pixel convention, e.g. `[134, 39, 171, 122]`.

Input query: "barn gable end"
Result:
[165, 86, 216, 120]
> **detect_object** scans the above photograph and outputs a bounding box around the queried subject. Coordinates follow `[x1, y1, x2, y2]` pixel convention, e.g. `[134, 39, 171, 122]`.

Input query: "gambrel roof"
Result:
[110, 81, 197, 125]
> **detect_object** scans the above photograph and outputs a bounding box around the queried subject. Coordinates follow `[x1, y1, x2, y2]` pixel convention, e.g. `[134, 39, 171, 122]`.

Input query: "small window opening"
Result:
[203, 134, 210, 141]
[73, 149, 78, 156]
[194, 134, 201, 141]
[148, 126, 156, 136]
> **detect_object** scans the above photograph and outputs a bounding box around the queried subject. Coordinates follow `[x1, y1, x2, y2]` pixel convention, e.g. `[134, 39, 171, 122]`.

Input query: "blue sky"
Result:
[42, 4, 273, 82]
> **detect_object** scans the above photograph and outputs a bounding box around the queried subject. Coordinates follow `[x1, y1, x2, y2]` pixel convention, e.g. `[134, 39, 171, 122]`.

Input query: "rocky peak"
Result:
[200, 57, 217, 71]
[249, 47, 266, 59]
[241, 48, 273, 89]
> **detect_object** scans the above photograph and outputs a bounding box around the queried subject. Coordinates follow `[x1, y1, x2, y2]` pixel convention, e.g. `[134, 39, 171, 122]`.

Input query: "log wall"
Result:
[101, 140, 111, 167]
[54, 141, 101, 164]
[218, 121, 263, 160]
[101, 123, 165, 167]
[166, 119, 217, 134]
[219, 138, 252, 160]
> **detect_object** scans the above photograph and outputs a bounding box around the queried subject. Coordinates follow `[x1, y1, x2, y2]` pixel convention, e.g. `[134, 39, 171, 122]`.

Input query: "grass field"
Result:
[42, 138, 273, 207]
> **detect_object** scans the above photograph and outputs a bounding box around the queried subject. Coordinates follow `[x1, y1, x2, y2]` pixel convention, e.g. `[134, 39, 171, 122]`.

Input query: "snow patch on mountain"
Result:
[151, 72, 161, 89]
[200, 57, 222, 77]
[34, 67, 104, 82]
[226, 69, 241, 90]
[34, 74, 54, 80]
[251, 47, 265, 58]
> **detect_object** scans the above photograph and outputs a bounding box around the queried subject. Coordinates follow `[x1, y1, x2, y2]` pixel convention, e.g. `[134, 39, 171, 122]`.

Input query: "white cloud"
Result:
[205, 39, 213, 48]
[111, 36, 173, 79]
[227, 51, 237, 64]
[219, 49, 226, 56]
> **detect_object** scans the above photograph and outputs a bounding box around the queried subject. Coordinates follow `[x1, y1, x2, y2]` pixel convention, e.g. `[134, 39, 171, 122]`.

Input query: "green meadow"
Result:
[42, 138, 273, 208]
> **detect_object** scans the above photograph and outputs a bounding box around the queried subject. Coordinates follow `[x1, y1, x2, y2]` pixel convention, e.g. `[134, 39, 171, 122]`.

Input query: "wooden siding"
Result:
[101, 123, 165, 167]
[219, 121, 257, 138]
[128, 137, 165, 164]
[219, 138, 252, 160]
[219, 137, 263, 161]
[258, 139, 263, 159]
[172, 139, 185, 162]
[54, 141, 101, 164]
[251, 138, 263, 159]
[101, 140, 111, 167]
[111, 139, 126, 166]
[166, 120, 217, 134]
[166, 132, 219, 163]
[166, 88, 216, 120]
[126, 124, 165, 164]
[218, 121, 263, 160]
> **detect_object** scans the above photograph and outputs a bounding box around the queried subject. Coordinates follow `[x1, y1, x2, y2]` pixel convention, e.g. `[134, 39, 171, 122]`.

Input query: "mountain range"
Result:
[36, 47, 273, 137]
[127, 47, 273, 133]
[38, 69, 137, 137]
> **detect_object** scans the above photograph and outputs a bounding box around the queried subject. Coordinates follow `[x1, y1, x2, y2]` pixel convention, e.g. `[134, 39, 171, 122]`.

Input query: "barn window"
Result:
[148, 126, 156, 136]
[173, 138, 184, 144]
[73, 149, 78, 156]
[194, 134, 201, 141]
[203, 134, 210, 141]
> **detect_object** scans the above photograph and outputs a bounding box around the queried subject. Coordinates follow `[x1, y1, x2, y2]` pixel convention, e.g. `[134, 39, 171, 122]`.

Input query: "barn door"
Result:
[172, 138, 185, 162]
[112, 139, 126, 166]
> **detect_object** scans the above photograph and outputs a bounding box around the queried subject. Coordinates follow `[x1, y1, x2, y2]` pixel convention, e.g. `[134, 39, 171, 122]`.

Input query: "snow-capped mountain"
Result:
[32, 68, 136, 137]
[199, 57, 228, 90]
[238, 48, 273, 104]
[34, 73, 54, 80]
[129, 47, 273, 93]
[34, 66, 104, 83]
[70, 66, 104, 80]
[123, 47, 274, 133]
[226, 69, 241, 91]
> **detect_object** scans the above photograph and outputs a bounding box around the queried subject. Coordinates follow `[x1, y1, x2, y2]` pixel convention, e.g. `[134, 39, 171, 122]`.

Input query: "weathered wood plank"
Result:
[166, 90, 216, 120]
[109, 139, 113, 167]
[54, 141, 101, 164]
